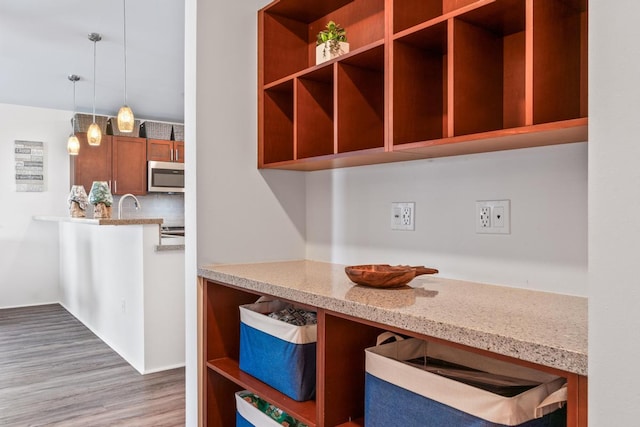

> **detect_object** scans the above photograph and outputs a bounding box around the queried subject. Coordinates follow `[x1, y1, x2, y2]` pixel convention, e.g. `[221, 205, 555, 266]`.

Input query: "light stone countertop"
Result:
[33, 216, 163, 225]
[198, 260, 587, 376]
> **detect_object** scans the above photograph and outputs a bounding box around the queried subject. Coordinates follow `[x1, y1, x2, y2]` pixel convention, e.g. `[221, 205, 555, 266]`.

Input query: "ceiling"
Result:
[0, 0, 185, 123]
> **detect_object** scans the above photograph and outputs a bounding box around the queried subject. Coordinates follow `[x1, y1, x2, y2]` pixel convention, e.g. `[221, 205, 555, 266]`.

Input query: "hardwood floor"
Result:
[0, 304, 185, 426]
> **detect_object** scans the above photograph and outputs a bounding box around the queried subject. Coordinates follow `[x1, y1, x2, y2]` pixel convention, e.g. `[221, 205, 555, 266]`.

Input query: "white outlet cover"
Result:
[391, 202, 415, 231]
[476, 200, 510, 234]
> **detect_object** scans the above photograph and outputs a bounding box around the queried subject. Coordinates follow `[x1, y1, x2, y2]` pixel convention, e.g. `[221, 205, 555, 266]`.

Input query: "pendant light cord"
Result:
[92, 38, 97, 121]
[72, 79, 77, 131]
[123, 0, 128, 105]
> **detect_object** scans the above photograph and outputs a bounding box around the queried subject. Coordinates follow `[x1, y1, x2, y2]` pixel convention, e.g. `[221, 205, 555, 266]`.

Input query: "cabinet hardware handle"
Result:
[170, 148, 174, 162]
[175, 149, 179, 162]
[115, 181, 117, 193]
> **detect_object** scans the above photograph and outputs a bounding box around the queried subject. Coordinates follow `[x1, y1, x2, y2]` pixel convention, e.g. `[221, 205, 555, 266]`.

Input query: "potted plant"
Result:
[316, 21, 349, 65]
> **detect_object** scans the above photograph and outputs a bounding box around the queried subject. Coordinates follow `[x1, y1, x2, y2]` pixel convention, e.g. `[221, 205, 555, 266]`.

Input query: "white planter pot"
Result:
[316, 41, 349, 65]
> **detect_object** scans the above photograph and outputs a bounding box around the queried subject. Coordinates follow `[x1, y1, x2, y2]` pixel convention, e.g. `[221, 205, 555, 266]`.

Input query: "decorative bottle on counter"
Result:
[88, 181, 113, 219]
[67, 185, 88, 218]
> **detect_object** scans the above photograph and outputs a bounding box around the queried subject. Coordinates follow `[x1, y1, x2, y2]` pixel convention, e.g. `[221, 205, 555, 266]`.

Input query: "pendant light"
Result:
[67, 74, 81, 155]
[87, 32, 102, 146]
[117, 0, 135, 133]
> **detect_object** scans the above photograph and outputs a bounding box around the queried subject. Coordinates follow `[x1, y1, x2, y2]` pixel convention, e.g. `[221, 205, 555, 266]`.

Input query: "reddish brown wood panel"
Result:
[111, 136, 147, 195]
[317, 311, 383, 426]
[262, 13, 310, 84]
[580, 9, 588, 118]
[203, 281, 259, 362]
[307, 0, 385, 62]
[443, 0, 484, 15]
[392, 0, 442, 33]
[147, 139, 173, 162]
[532, 0, 582, 124]
[174, 141, 185, 163]
[503, 31, 526, 129]
[206, 369, 242, 427]
[209, 358, 317, 426]
[452, 18, 503, 136]
[392, 22, 447, 146]
[263, 83, 295, 164]
[337, 60, 384, 153]
[72, 133, 112, 194]
[297, 76, 334, 159]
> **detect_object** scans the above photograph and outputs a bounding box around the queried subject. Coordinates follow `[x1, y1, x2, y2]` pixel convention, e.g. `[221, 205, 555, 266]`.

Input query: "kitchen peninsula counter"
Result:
[198, 260, 587, 376]
[35, 215, 184, 374]
[34, 215, 163, 225]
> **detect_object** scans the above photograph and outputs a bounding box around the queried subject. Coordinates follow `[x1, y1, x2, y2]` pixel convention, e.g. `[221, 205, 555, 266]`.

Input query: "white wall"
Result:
[186, 0, 306, 424]
[307, 142, 588, 296]
[589, 0, 640, 424]
[193, 0, 305, 267]
[0, 103, 70, 308]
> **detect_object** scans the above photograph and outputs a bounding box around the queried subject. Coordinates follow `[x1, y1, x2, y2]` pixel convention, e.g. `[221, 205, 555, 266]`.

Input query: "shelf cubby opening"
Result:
[208, 358, 317, 427]
[262, 0, 384, 85]
[336, 46, 385, 153]
[262, 13, 310, 85]
[320, 313, 385, 427]
[263, 81, 295, 165]
[393, 0, 443, 34]
[206, 369, 243, 427]
[296, 67, 335, 159]
[392, 21, 448, 146]
[532, 0, 587, 125]
[452, 0, 526, 136]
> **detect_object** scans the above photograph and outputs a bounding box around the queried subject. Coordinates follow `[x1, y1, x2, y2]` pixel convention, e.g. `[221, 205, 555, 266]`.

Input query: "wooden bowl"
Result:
[344, 264, 438, 288]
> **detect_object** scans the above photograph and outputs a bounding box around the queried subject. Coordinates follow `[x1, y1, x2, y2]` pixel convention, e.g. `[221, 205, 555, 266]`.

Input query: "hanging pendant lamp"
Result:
[87, 32, 102, 146]
[117, 0, 134, 133]
[67, 74, 81, 155]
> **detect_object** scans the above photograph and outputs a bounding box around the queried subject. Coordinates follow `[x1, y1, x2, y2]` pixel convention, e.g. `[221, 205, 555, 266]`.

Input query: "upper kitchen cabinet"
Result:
[71, 134, 148, 195]
[258, 0, 588, 171]
[147, 139, 185, 163]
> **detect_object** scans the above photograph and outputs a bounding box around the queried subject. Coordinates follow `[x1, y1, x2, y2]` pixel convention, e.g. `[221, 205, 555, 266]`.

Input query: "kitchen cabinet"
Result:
[147, 139, 184, 163]
[199, 261, 588, 427]
[258, 0, 588, 171]
[72, 134, 147, 195]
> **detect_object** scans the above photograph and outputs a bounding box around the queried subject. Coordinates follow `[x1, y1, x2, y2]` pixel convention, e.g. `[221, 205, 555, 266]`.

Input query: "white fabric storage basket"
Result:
[235, 391, 283, 427]
[365, 337, 567, 427]
[239, 299, 317, 401]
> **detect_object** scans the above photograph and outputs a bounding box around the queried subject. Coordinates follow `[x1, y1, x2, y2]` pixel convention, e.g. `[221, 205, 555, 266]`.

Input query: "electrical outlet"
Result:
[391, 202, 415, 231]
[476, 200, 510, 234]
[479, 207, 491, 228]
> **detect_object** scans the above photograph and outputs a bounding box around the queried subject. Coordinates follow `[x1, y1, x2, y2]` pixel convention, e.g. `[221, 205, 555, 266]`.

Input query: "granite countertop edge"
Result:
[198, 263, 587, 376]
[34, 216, 163, 225]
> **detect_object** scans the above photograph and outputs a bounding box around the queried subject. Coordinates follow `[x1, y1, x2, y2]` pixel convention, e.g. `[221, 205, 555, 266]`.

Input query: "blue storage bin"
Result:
[239, 299, 317, 401]
[365, 337, 567, 427]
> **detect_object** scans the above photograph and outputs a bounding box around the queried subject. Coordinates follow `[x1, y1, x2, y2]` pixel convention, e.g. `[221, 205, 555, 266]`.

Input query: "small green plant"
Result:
[316, 21, 347, 58]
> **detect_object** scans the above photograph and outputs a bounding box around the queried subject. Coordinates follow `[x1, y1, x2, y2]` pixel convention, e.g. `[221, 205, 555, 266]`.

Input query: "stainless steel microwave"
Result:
[148, 161, 185, 193]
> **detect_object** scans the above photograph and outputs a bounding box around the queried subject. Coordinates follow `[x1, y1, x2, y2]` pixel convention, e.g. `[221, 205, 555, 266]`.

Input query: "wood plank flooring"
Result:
[0, 304, 185, 426]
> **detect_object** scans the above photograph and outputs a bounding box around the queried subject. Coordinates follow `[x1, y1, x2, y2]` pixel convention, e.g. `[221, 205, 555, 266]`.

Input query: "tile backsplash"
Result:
[113, 193, 184, 226]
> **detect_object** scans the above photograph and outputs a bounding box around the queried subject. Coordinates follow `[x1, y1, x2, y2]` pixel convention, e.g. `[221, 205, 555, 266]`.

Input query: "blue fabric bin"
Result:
[365, 337, 568, 427]
[239, 299, 317, 401]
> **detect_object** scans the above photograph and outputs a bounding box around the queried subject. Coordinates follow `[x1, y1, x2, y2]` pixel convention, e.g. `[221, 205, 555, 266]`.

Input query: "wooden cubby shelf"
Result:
[259, 0, 588, 170]
[201, 276, 586, 426]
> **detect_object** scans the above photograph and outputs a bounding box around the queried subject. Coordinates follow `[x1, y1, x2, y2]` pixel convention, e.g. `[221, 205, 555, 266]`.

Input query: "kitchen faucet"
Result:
[118, 194, 141, 219]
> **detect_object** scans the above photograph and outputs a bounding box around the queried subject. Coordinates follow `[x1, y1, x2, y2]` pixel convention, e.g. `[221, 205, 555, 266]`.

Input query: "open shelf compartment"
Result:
[531, 0, 587, 124]
[296, 66, 335, 159]
[392, 21, 448, 146]
[337, 45, 385, 153]
[261, 0, 385, 85]
[262, 80, 294, 165]
[451, 0, 527, 136]
[393, 0, 483, 33]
